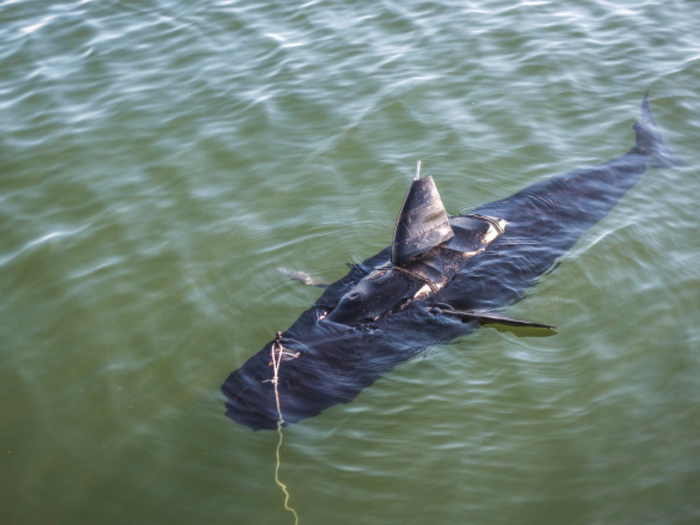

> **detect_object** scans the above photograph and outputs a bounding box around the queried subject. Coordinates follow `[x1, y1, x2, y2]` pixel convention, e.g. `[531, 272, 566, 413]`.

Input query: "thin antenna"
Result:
[414, 160, 422, 181]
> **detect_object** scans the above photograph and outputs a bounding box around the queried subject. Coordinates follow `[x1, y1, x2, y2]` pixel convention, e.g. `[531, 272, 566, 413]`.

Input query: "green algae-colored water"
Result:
[1, 1, 699, 523]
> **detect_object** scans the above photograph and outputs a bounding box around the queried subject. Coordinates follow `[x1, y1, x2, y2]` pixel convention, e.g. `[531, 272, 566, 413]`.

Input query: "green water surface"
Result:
[1, 0, 699, 524]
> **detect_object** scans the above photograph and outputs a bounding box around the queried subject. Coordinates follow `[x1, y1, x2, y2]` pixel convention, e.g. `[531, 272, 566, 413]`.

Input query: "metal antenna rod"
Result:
[414, 160, 422, 181]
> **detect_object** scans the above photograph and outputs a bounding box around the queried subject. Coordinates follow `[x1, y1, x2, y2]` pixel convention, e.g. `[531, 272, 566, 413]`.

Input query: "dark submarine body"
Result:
[222, 95, 680, 430]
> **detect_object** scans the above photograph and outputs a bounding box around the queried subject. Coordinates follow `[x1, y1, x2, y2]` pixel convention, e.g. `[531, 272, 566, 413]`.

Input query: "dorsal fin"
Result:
[391, 164, 454, 265]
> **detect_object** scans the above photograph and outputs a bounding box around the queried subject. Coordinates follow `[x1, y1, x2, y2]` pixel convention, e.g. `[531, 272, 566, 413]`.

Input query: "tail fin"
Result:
[633, 92, 684, 168]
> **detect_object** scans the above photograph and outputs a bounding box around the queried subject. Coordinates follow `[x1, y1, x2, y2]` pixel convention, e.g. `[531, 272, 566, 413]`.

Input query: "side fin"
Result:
[276, 267, 330, 288]
[633, 92, 685, 168]
[392, 162, 454, 265]
[439, 307, 556, 331]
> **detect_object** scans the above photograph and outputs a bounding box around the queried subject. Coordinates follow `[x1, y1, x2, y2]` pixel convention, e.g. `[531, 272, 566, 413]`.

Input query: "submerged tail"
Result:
[632, 92, 684, 168]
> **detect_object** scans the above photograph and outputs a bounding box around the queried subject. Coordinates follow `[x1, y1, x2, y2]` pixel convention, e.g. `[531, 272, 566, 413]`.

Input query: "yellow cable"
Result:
[271, 332, 300, 525]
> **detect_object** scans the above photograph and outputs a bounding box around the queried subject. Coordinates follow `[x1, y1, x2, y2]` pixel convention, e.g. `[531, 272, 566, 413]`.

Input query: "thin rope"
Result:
[384, 265, 440, 293]
[271, 332, 299, 525]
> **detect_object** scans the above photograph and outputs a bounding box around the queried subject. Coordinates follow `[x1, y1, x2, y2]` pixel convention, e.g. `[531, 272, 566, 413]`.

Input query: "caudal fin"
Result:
[633, 92, 684, 168]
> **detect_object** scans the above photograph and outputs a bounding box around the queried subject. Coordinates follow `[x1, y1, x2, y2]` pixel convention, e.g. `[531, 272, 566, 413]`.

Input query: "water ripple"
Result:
[1, 0, 699, 523]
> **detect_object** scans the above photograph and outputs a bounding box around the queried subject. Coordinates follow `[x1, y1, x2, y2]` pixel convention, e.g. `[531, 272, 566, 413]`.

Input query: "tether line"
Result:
[271, 332, 299, 525]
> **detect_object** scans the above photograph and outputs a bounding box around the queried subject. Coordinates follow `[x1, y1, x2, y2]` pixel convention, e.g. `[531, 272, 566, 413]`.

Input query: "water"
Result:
[1, 0, 699, 523]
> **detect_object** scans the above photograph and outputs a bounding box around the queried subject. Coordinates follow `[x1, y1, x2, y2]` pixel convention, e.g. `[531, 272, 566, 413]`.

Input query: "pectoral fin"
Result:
[439, 307, 556, 331]
[276, 267, 330, 288]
